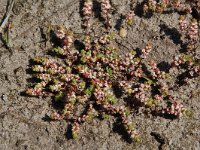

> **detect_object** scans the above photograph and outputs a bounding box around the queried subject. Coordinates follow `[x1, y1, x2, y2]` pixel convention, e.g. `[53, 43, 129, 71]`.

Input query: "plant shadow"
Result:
[112, 118, 133, 144]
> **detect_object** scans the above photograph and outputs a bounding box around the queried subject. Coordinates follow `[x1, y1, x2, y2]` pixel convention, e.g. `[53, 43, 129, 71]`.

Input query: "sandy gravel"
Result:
[0, 0, 199, 149]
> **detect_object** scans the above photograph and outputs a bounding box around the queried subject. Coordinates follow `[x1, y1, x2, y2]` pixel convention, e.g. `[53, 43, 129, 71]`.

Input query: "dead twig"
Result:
[0, 0, 15, 33]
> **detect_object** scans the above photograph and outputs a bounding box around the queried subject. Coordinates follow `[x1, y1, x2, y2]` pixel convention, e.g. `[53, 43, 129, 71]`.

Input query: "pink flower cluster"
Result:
[187, 19, 198, 41]
[171, 55, 185, 67]
[172, 0, 192, 14]
[82, 0, 93, 34]
[141, 43, 152, 58]
[143, 0, 192, 15]
[148, 60, 166, 79]
[132, 83, 151, 104]
[100, 0, 112, 28]
[124, 11, 135, 27]
[71, 104, 95, 138]
[178, 15, 187, 33]
[26, 86, 44, 96]
[26, 1, 199, 141]
[184, 66, 200, 84]
[120, 110, 140, 141]
[179, 17, 198, 41]
[162, 100, 184, 117]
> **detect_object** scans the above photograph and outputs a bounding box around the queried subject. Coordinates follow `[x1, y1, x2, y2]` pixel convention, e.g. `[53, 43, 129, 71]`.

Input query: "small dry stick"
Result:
[0, 0, 15, 33]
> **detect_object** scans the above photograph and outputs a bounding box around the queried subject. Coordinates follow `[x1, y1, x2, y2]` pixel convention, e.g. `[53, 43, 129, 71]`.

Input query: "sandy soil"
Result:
[0, 0, 199, 149]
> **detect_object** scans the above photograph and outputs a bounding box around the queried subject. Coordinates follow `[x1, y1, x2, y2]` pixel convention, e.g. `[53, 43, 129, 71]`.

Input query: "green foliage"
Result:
[96, 53, 104, 59]
[106, 93, 117, 105]
[26, 0, 200, 143]
[84, 84, 94, 96]
[102, 113, 109, 120]
[108, 32, 116, 40]
[71, 98, 77, 105]
[72, 132, 78, 139]
[55, 91, 64, 101]
[182, 109, 193, 117]
[3, 29, 9, 47]
[106, 66, 113, 77]
[124, 108, 131, 116]
[143, 77, 154, 85]
[51, 47, 64, 55]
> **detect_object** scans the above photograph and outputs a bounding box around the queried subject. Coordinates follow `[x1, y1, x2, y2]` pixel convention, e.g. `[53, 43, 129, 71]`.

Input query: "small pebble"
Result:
[1, 94, 8, 101]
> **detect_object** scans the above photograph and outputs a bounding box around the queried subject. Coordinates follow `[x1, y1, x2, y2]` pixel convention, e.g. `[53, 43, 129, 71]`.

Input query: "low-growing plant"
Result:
[26, 0, 199, 142]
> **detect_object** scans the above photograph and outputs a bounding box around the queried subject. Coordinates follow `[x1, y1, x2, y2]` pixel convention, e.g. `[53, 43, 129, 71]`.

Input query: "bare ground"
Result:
[0, 0, 200, 149]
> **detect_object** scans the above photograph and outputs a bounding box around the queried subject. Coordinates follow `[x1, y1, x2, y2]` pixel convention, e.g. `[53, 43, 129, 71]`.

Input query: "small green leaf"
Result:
[80, 57, 86, 63]
[182, 54, 193, 62]
[106, 67, 113, 77]
[3, 29, 9, 47]
[71, 98, 76, 105]
[52, 47, 64, 55]
[80, 49, 86, 55]
[86, 51, 92, 56]
[127, 19, 134, 26]
[127, 123, 134, 130]
[147, 98, 154, 107]
[79, 81, 86, 89]
[72, 132, 78, 139]
[96, 53, 104, 59]
[89, 84, 94, 91]
[49, 85, 55, 92]
[182, 109, 193, 117]
[35, 83, 43, 88]
[133, 58, 141, 63]
[125, 109, 131, 116]
[131, 50, 136, 56]
[55, 91, 64, 101]
[84, 84, 94, 95]
[71, 79, 77, 85]
[135, 136, 141, 143]
[108, 32, 116, 40]
[47, 23, 52, 33]
[102, 113, 109, 120]
[107, 94, 117, 104]
[143, 77, 154, 85]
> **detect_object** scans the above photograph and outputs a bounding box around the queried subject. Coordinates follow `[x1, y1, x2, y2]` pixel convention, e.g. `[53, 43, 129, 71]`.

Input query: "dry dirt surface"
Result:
[0, 0, 200, 150]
